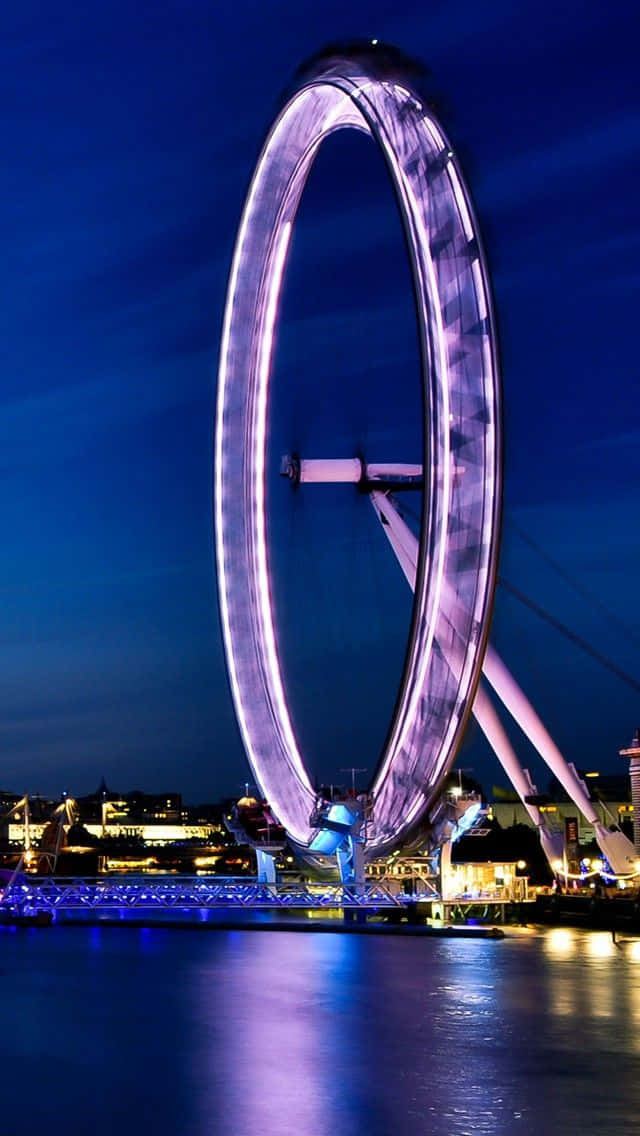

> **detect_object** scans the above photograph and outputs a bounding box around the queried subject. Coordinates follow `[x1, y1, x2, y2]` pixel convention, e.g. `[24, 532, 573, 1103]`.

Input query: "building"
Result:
[3, 782, 228, 850]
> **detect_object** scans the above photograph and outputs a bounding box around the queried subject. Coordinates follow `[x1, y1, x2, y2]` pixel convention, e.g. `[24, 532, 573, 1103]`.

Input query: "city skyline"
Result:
[1, 1, 638, 800]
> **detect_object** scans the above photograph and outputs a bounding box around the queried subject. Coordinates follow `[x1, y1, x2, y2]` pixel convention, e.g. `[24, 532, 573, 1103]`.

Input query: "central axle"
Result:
[280, 456, 423, 492]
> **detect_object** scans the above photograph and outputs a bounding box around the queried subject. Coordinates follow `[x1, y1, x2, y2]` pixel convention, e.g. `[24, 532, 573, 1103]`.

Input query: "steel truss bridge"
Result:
[0, 876, 422, 916]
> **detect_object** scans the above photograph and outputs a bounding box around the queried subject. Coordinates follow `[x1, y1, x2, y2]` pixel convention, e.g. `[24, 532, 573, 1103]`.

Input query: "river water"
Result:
[1, 923, 638, 1135]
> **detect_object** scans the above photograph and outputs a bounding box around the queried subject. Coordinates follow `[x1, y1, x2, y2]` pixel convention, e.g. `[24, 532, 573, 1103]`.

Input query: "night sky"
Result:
[2, 1, 638, 802]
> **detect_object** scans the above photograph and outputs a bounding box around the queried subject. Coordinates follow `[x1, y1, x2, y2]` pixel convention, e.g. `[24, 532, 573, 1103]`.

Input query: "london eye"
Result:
[215, 43, 637, 877]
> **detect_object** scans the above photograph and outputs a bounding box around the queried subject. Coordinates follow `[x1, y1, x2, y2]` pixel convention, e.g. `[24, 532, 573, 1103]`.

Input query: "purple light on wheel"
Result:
[215, 45, 502, 854]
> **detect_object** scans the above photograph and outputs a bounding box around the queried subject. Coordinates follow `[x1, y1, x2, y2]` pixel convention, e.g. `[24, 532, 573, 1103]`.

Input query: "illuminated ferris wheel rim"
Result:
[215, 46, 502, 853]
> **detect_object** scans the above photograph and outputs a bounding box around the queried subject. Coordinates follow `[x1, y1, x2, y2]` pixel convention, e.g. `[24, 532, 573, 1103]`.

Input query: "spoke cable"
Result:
[509, 518, 640, 647]
[499, 577, 640, 696]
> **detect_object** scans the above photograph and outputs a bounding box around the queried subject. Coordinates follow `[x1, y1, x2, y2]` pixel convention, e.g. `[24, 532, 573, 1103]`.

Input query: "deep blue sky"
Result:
[1, 1, 638, 801]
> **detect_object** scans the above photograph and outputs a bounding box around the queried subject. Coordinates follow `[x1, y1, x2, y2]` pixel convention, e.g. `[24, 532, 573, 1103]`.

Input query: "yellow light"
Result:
[583, 857, 591, 868]
[587, 933, 615, 958]
[585, 772, 600, 778]
[545, 928, 575, 957]
[517, 860, 526, 870]
[552, 858, 564, 872]
[592, 859, 604, 872]
[634, 860, 640, 873]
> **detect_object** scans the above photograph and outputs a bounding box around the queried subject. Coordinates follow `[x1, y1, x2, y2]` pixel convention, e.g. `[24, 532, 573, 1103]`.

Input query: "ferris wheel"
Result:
[215, 43, 637, 877]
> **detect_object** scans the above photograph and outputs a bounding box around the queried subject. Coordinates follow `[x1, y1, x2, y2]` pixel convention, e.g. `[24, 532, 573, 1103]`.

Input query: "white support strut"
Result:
[370, 492, 562, 864]
[370, 491, 637, 875]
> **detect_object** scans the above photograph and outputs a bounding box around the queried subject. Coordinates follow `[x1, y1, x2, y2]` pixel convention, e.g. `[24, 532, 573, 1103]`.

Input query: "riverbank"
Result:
[533, 892, 640, 931]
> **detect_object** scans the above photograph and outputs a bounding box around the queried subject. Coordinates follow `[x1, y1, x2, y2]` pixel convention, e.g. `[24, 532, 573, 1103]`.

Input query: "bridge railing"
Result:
[0, 875, 410, 912]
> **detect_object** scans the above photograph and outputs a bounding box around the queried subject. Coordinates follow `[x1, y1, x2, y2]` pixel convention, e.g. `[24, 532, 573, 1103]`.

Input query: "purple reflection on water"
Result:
[190, 930, 530, 1135]
[0, 927, 638, 1135]
[198, 932, 357, 1133]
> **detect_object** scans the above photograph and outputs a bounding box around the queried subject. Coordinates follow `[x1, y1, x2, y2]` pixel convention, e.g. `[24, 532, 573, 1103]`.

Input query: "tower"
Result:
[620, 728, 640, 851]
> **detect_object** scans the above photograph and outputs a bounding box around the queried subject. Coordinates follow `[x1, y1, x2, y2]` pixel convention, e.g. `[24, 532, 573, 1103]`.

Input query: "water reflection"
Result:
[187, 930, 534, 1136]
[543, 926, 577, 959]
[0, 927, 640, 1135]
[198, 932, 354, 1135]
[586, 932, 616, 960]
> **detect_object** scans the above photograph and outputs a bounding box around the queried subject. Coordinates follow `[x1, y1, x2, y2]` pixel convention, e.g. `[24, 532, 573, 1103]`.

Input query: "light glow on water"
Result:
[1, 926, 640, 1135]
[544, 926, 576, 958]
